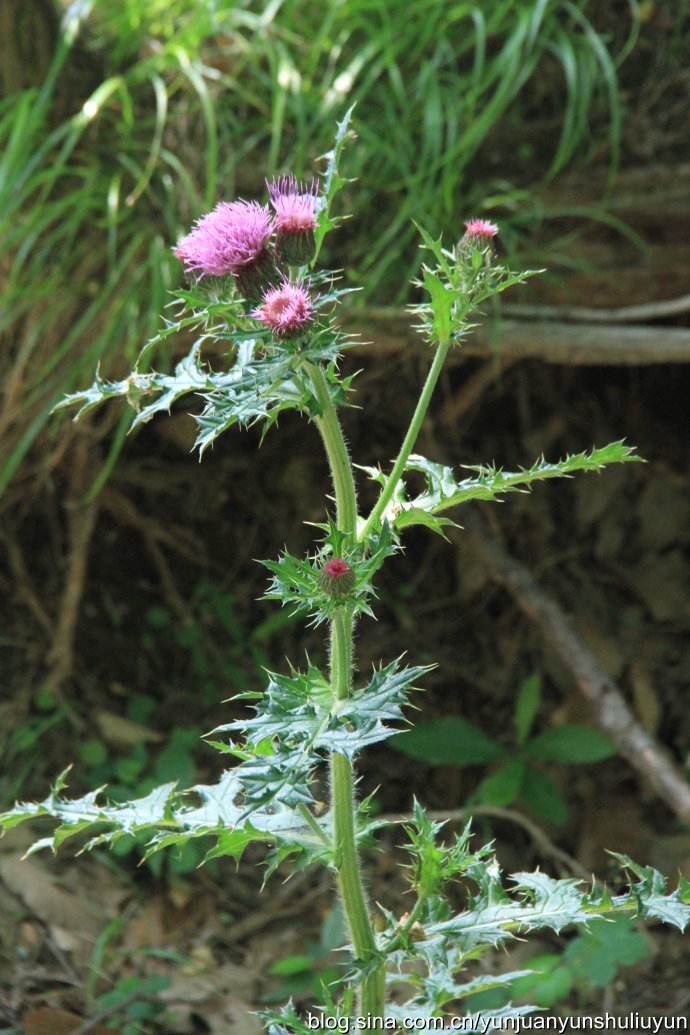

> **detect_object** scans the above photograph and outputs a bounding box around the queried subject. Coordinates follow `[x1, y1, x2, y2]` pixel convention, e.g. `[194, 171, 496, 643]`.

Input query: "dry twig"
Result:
[344, 309, 690, 365]
[501, 292, 690, 324]
[462, 510, 690, 825]
[44, 432, 100, 724]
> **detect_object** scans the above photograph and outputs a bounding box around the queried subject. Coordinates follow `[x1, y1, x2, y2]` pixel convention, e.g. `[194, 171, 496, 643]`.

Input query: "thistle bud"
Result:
[251, 277, 315, 337]
[267, 175, 319, 265]
[458, 218, 498, 259]
[318, 557, 355, 598]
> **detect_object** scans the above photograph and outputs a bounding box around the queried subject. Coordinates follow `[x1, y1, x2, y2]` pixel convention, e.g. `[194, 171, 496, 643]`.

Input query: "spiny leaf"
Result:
[394, 441, 642, 525]
[0, 768, 322, 867]
[313, 105, 356, 264]
[208, 658, 431, 814]
[410, 222, 541, 347]
[55, 295, 354, 454]
[373, 806, 690, 1016]
[610, 854, 690, 930]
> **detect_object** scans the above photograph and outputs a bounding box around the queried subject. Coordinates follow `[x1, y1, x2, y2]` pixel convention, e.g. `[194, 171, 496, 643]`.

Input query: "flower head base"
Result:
[252, 278, 315, 337]
[173, 200, 273, 280]
[267, 175, 319, 264]
[318, 557, 355, 599]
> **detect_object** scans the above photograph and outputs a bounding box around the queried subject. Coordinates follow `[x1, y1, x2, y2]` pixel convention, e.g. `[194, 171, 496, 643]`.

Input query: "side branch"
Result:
[359, 339, 451, 540]
[463, 510, 690, 825]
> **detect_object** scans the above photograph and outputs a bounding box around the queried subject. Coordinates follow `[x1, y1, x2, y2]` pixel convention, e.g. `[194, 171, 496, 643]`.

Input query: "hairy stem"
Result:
[359, 339, 451, 541]
[308, 363, 358, 534]
[308, 363, 384, 1017]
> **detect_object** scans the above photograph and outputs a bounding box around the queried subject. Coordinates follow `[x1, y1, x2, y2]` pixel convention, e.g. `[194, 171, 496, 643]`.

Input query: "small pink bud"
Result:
[318, 557, 355, 598]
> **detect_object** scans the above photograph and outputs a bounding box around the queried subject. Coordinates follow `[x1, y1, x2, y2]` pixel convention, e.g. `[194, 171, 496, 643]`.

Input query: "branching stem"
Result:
[359, 339, 451, 542]
[308, 362, 384, 1017]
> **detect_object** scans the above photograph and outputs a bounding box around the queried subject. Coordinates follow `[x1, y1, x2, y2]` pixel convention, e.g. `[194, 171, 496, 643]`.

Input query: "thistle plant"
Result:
[3, 111, 689, 1030]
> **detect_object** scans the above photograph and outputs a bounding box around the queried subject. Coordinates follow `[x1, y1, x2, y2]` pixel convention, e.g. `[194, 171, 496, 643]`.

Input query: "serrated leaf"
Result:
[610, 854, 690, 930]
[52, 367, 140, 421]
[395, 442, 642, 525]
[394, 507, 457, 537]
[313, 105, 356, 263]
[209, 658, 431, 814]
[379, 815, 690, 1022]
[56, 300, 355, 455]
[0, 768, 322, 868]
[422, 268, 453, 346]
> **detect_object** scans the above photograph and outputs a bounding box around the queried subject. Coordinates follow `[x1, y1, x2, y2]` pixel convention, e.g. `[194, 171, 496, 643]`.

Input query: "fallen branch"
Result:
[44, 432, 99, 726]
[501, 292, 690, 324]
[462, 510, 690, 825]
[343, 309, 690, 365]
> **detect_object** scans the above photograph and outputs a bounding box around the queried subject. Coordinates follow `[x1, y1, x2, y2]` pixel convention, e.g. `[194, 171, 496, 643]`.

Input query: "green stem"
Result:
[308, 363, 358, 535]
[297, 804, 331, 847]
[359, 339, 451, 542]
[308, 363, 385, 1018]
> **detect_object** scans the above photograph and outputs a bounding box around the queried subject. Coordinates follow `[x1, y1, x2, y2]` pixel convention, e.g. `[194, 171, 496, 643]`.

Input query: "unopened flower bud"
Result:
[267, 175, 318, 265]
[252, 277, 315, 337]
[318, 557, 355, 598]
[458, 218, 498, 257]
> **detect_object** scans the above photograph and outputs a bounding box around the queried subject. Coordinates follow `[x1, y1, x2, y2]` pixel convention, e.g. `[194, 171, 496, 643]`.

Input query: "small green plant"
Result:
[0, 688, 67, 808]
[2, 113, 688, 1030]
[466, 915, 650, 1010]
[393, 673, 616, 825]
[266, 907, 347, 1004]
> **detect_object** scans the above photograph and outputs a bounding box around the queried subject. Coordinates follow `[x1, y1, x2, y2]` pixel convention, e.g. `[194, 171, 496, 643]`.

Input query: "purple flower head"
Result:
[251, 278, 315, 337]
[173, 200, 273, 279]
[463, 218, 499, 240]
[267, 175, 319, 263]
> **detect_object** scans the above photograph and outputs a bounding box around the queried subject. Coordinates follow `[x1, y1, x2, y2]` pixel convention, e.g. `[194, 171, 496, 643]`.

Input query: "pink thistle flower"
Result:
[319, 557, 355, 598]
[251, 278, 315, 337]
[463, 218, 499, 240]
[173, 200, 273, 279]
[267, 175, 319, 263]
